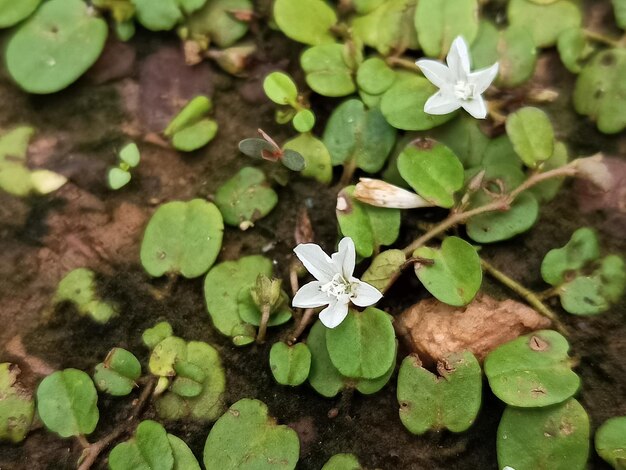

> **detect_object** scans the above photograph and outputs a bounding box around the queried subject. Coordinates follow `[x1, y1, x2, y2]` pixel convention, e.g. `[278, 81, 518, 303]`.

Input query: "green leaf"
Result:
[0, 0, 41, 28]
[413, 236, 482, 307]
[614, 0, 626, 29]
[283, 133, 333, 184]
[6, 0, 108, 94]
[397, 352, 482, 434]
[530, 141, 569, 203]
[431, 115, 490, 169]
[497, 398, 590, 470]
[214, 167, 278, 229]
[282, 149, 306, 171]
[168, 434, 202, 470]
[273, 0, 337, 46]
[485, 330, 580, 407]
[149, 336, 188, 377]
[93, 348, 141, 396]
[322, 99, 396, 172]
[269, 342, 312, 386]
[506, 107, 555, 168]
[326, 307, 395, 379]
[119, 143, 141, 167]
[203, 399, 300, 470]
[185, 0, 251, 48]
[204, 255, 272, 343]
[142, 321, 174, 349]
[356, 57, 396, 95]
[541, 227, 600, 286]
[361, 249, 406, 292]
[164, 96, 212, 137]
[54, 268, 118, 323]
[322, 453, 363, 470]
[414, 0, 479, 58]
[301, 44, 356, 97]
[0, 126, 35, 161]
[108, 168, 131, 190]
[307, 320, 346, 397]
[172, 118, 218, 152]
[574, 48, 626, 134]
[238, 138, 276, 160]
[292, 109, 316, 133]
[381, 75, 455, 130]
[0, 363, 34, 443]
[507, 0, 582, 48]
[595, 416, 626, 469]
[237, 289, 292, 327]
[36, 369, 99, 438]
[140, 199, 224, 278]
[263, 72, 298, 106]
[336, 186, 401, 258]
[132, 0, 207, 31]
[557, 28, 594, 74]
[109, 420, 174, 470]
[397, 139, 464, 208]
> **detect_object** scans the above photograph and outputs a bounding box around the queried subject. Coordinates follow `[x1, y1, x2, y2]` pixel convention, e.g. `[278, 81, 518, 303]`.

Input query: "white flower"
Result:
[292, 237, 382, 328]
[354, 178, 435, 209]
[502, 467, 516, 470]
[416, 36, 499, 119]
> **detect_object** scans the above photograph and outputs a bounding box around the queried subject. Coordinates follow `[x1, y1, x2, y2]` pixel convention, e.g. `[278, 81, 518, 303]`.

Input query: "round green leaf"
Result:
[36, 369, 99, 438]
[414, 0, 479, 58]
[93, 348, 141, 396]
[131, 0, 206, 31]
[204, 255, 272, 342]
[270, 342, 312, 386]
[540, 227, 600, 286]
[381, 75, 455, 130]
[0, 363, 34, 443]
[413, 236, 482, 307]
[361, 249, 406, 293]
[214, 167, 278, 229]
[507, 0, 582, 47]
[239, 138, 276, 159]
[185, 0, 251, 48]
[323, 99, 397, 173]
[506, 107, 555, 168]
[485, 330, 580, 407]
[595, 416, 626, 469]
[557, 28, 593, 74]
[292, 109, 316, 133]
[140, 199, 224, 278]
[142, 321, 173, 349]
[398, 351, 482, 434]
[307, 320, 346, 398]
[529, 141, 569, 203]
[168, 434, 202, 470]
[497, 398, 590, 470]
[164, 96, 213, 137]
[283, 133, 333, 184]
[281, 149, 306, 171]
[301, 44, 356, 97]
[322, 453, 362, 470]
[108, 168, 131, 190]
[431, 114, 490, 168]
[326, 307, 395, 380]
[119, 143, 140, 167]
[273, 0, 337, 46]
[203, 399, 300, 470]
[149, 336, 187, 377]
[237, 289, 292, 327]
[356, 57, 395, 95]
[397, 139, 464, 208]
[0, 0, 41, 28]
[574, 48, 626, 134]
[109, 420, 174, 470]
[172, 118, 218, 152]
[6, 0, 108, 94]
[263, 72, 298, 106]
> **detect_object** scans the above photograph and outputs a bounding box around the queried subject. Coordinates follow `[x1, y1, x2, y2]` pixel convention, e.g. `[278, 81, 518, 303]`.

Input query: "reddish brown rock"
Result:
[396, 294, 551, 367]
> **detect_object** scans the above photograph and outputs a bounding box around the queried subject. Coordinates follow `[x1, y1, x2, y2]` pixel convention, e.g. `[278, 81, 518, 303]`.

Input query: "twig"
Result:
[77, 377, 157, 470]
[288, 308, 316, 345]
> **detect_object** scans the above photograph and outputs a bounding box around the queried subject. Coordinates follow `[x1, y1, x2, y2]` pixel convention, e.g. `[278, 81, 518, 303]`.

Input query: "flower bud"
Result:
[354, 178, 434, 209]
[251, 274, 283, 310]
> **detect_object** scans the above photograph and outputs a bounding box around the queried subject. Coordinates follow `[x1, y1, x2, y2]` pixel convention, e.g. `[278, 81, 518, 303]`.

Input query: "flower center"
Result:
[454, 80, 475, 100]
[320, 273, 354, 299]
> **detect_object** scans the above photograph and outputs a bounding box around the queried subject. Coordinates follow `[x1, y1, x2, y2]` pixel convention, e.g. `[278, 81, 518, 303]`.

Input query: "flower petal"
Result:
[446, 36, 471, 80]
[293, 243, 335, 283]
[416, 59, 453, 89]
[469, 62, 499, 94]
[319, 299, 349, 329]
[292, 281, 329, 308]
[331, 237, 356, 279]
[424, 91, 461, 115]
[461, 96, 487, 119]
[351, 280, 383, 307]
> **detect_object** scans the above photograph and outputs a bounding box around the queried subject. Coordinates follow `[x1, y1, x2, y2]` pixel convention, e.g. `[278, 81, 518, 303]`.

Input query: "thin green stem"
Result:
[583, 29, 622, 48]
[256, 304, 271, 344]
[386, 56, 421, 73]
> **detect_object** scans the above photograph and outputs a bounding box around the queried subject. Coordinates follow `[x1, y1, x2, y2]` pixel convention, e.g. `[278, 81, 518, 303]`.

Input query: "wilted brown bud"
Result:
[575, 153, 613, 191]
[354, 178, 434, 209]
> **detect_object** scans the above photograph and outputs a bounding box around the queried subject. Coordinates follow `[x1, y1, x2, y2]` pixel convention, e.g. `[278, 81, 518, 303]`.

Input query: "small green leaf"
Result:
[6, 0, 108, 94]
[0, 363, 35, 443]
[168, 434, 202, 470]
[0, 126, 35, 161]
[263, 72, 298, 106]
[361, 249, 406, 292]
[507, 0, 582, 48]
[54, 268, 118, 323]
[93, 348, 141, 396]
[273, 0, 337, 45]
[293, 109, 316, 133]
[414, 0, 479, 58]
[397, 139, 464, 208]
[307, 320, 346, 397]
[142, 321, 173, 349]
[185, 0, 251, 48]
[119, 143, 141, 167]
[530, 141, 569, 203]
[239, 138, 275, 159]
[203, 399, 300, 470]
[172, 118, 218, 152]
[413, 236, 482, 307]
[283, 133, 333, 184]
[336, 186, 401, 258]
[149, 336, 187, 377]
[506, 107, 555, 168]
[356, 57, 396, 95]
[108, 168, 131, 190]
[132, 0, 207, 31]
[323, 99, 396, 173]
[497, 398, 590, 470]
[301, 44, 356, 97]
[485, 330, 580, 407]
[37, 369, 99, 438]
[237, 289, 292, 327]
[164, 96, 212, 137]
[109, 420, 174, 470]
[398, 352, 482, 434]
[322, 453, 363, 470]
[431, 115, 490, 168]
[614, 0, 626, 29]
[595, 416, 626, 469]
[214, 167, 278, 229]
[326, 307, 395, 379]
[541, 227, 600, 286]
[557, 28, 594, 74]
[270, 342, 312, 386]
[282, 149, 306, 171]
[0, 0, 41, 28]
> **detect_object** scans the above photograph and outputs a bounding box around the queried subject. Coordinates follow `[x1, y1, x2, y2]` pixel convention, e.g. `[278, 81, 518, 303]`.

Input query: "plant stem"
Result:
[77, 377, 156, 470]
[536, 286, 562, 301]
[480, 258, 568, 335]
[339, 158, 357, 187]
[289, 308, 316, 345]
[386, 56, 421, 73]
[256, 304, 271, 343]
[583, 29, 622, 48]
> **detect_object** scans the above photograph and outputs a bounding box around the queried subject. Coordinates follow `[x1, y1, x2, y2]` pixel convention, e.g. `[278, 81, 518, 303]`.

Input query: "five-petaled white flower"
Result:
[292, 237, 382, 329]
[416, 36, 499, 119]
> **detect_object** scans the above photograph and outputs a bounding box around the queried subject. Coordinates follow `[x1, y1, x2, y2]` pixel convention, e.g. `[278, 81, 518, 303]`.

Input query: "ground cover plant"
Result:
[0, 0, 625, 469]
